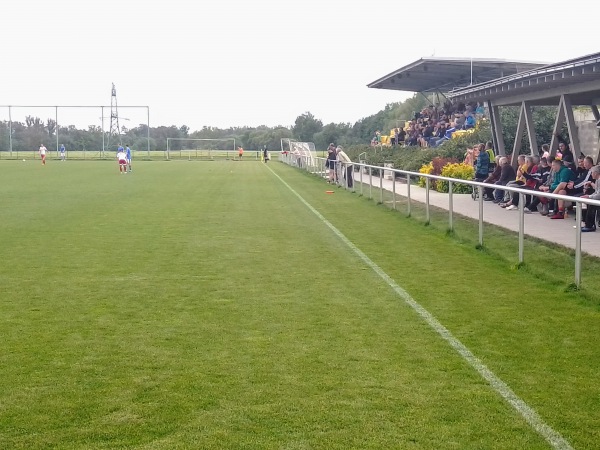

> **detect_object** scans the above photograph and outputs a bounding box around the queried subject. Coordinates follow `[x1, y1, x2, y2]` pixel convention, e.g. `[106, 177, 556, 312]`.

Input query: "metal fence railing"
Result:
[280, 153, 600, 288]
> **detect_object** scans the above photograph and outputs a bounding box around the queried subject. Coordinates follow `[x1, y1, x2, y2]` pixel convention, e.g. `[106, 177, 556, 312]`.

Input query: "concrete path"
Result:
[351, 171, 600, 258]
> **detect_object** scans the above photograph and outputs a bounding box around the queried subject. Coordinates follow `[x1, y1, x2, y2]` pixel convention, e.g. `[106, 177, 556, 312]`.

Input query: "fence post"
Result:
[379, 172, 383, 204]
[369, 167, 373, 200]
[407, 173, 411, 217]
[360, 163, 363, 196]
[478, 185, 484, 246]
[575, 202, 582, 287]
[426, 177, 430, 223]
[448, 181, 454, 231]
[392, 172, 396, 210]
[518, 193, 525, 263]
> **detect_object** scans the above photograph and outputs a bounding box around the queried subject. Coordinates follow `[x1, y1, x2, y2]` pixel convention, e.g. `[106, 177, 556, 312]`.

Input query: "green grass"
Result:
[1, 160, 599, 449]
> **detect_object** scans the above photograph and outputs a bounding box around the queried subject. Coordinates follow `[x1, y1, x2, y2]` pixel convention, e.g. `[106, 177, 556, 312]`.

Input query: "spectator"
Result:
[540, 143, 550, 158]
[475, 102, 485, 119]
[575, 154, 587, 176]
[336, 146, 353, 188]
[545, 159, 575, 219]
[493, 157, 517, 203]
[432, 121, 458, 147]
[555, 155, 595, 214]
[579, 165, 600, 232]
[483, 156, 502, 200]
[474, 144, 490, 180]
[504, 156, 537, 210]
[326, 145, 337, 183]
[464, 111, 476, 129]
[528, 156, 556, 215]
[500, 155, 528, 209]
[522, 157, 550, 212]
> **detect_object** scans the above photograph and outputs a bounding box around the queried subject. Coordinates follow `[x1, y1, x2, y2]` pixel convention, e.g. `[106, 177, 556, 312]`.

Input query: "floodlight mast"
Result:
[105, 83, 121, 155]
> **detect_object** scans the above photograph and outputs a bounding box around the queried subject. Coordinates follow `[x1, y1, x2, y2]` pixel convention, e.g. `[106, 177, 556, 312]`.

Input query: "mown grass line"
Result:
[0, 161, 591, 449]
[272, 162, 600, 449]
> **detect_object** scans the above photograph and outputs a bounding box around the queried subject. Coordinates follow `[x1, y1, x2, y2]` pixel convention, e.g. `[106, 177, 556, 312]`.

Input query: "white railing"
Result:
[280, 153, 600, 288]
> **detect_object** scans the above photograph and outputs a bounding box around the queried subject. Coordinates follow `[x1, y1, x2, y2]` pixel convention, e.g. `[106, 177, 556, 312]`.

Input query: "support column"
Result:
[511, 103, 526, 166]
[489, 102, 506, 156]
[550, 96, 566, 156]
[591, 105, 600, 122]
[523, 101, 538, 156]
[563, 94, 580, 156]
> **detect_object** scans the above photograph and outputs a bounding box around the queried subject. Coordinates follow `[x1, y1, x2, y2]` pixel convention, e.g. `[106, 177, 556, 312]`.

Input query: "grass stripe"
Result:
[267, 163, 574, 450]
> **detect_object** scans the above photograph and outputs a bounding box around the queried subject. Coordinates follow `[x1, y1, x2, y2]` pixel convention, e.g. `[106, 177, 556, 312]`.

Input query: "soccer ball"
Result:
[22, 159, 26, 162]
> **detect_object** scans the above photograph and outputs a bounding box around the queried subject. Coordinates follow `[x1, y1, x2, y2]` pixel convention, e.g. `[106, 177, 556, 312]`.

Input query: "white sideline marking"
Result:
[267, 165, 573, 450]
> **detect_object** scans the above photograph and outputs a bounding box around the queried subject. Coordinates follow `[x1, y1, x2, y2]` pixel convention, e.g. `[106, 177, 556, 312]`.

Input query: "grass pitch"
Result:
[1, 160, 599, 449]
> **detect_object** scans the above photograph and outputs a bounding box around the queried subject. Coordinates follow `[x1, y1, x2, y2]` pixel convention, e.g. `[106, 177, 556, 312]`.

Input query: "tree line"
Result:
[0, 95, 563, 153]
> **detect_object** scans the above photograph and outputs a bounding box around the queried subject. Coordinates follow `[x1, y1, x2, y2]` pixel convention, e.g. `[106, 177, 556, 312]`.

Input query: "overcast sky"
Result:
[0, 0, 597, 131]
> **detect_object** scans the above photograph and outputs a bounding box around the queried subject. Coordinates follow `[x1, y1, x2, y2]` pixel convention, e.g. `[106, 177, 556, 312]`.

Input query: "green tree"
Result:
[292, 112, 323, 142]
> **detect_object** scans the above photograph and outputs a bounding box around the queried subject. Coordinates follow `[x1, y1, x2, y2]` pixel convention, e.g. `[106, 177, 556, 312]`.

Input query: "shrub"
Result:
[437, 162, 475, 193]
[418, 162, 434, 189]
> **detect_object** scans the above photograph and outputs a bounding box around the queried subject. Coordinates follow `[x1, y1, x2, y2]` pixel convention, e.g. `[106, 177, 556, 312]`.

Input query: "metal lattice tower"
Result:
[106, 83, 122, 151]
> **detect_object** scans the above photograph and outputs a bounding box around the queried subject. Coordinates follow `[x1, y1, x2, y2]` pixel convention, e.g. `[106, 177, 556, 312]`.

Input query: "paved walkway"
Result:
[351, 171, 600, 258]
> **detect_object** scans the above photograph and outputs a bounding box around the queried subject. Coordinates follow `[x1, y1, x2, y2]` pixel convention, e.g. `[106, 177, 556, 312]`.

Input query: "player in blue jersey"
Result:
[125, 145, 132, 172]
[60, 144, 66, 161]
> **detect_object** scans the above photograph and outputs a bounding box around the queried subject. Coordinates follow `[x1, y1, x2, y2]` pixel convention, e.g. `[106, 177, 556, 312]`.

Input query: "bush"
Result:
[417, 157, 457, 190]
[437, 163, 475, 193]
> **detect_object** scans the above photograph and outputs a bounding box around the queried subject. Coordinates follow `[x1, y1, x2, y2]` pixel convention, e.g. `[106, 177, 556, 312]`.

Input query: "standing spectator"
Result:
[263, 145, 269, 163]
[326, 145, 337, 183]
[336, 146, 353, 188]
[393, 128, 400, 146]
[238, 146, 244, 160]
[474, 145, 490, 180]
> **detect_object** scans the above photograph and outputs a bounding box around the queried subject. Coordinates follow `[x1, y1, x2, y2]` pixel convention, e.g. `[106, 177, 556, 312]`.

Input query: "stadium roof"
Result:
[447, 52, 600, 106]
[367, 57, 547, 94]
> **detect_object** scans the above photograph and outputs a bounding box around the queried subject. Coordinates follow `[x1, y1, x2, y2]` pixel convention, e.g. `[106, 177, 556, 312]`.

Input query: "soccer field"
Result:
[1, 160, 599, 449]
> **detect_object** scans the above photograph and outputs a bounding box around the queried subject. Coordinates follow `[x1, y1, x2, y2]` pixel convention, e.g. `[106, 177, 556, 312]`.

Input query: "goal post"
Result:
[280, 138, 317, 169]
[166, 138, 236, 160]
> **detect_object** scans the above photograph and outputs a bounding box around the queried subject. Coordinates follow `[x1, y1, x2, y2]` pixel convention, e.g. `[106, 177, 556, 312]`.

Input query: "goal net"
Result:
[280, 139, 316, 168]
[166, 138, 236, 160]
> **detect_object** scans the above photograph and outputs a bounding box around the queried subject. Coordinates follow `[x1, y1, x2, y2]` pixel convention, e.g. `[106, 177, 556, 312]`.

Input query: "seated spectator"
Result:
[464, 111, 476, 129]
[504, 156, 537, 210]
[522, 156, 550, 212]
[528, 156, 556, 215]
[475, 102, 485, 119]
[431, 121, 458, 147]
[555, 155, 595, 213]
[579, 165, 600, 232]
[493, 157, 517, 203]
[540, 143, 550, 159]
[397, 127, 406, 145]
[575, 154, 587, 176]
[500, 155, 528, 209]
[418, 120, 434, 147]
[483, 156, 502, 200]
[543, 159, 575, 219]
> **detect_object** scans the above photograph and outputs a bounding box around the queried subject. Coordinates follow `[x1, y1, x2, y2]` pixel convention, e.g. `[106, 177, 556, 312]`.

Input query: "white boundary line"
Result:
[267, 165, 573, 450]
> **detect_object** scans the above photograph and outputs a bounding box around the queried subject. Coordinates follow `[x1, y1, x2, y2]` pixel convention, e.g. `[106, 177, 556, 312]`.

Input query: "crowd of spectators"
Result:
[470, 136, 600, 231]
[371, 100, 485, 148]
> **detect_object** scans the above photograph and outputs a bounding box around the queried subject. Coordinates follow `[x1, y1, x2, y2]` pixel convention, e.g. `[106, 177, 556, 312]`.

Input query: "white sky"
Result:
[0, 0, 598, 131]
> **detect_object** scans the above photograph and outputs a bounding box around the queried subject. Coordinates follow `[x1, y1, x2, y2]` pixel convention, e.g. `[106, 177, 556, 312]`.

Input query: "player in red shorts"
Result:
[117, 149, 128, 174]
[39, 144, 47, 165]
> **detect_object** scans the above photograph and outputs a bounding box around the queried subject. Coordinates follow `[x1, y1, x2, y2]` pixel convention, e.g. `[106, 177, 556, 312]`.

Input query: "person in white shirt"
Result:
[117, 150, 127, 174]
[39, 144, 47, 165]
[336, 146, 353, 188]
